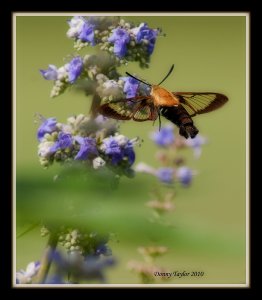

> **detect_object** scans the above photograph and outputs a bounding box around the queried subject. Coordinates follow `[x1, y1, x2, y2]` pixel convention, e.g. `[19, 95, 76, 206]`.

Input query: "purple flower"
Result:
[123, 141, 135, 165]
[50, 132, 73, 153]
[102, 137, 122, 164]
[95, 244, 112, 256]
[37, 117, 57, 141]
[68, 57, 83, 83]
[176, 167, 193, 186]
[67, 16, 85, 38]
[121, 76, 139, 98]
[67, 16, 86, 36]
[75, 136, 98, 160]
[151, 125, 175, 147]
[67, 16, 96, 45]
[157, 168, 174, 184]
[135, 23, 158, 54]
[51, 250, 115, 283]
[40, 65, 58, 80]
[185, 135, 207, 158]
[101, 136, 136, 166]
[108, 28, 130, 58]
[79, 22, 95, 45]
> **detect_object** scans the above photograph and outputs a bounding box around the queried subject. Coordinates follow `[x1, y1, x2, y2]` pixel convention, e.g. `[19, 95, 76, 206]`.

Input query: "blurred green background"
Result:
[15, 15, 247, 284]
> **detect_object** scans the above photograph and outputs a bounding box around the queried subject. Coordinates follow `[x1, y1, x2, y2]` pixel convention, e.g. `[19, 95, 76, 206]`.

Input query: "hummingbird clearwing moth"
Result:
[98, 65, 228, 139]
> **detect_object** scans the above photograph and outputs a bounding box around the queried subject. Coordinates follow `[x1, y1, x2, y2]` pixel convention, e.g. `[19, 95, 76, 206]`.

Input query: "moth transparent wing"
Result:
[98, 96, 153, 121]
[173, 92, 228, 117]
[132, 103, 158, 122]
[98, 101, 133, 120]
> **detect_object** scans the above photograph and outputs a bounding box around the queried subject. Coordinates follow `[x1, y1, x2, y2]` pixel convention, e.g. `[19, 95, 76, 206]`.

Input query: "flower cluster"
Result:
[50, 250, 115, 283]
[135, 125, 207, 186]
[95, 73, 125, 102]
[16, 251, 115, 284]
[37, 114, 138, 178]
[96, 73, 151, 105]
[40, 17, 159, 99]
[40, 58, 151, 103]
[138, 246, 168, 260]
[146, 191, 175, 215]
[17, 226, 114, 284]
[31, 16, 181, 285]
[128, 246, 170, 284]
[67, 16, 160, 67]
[40, 56, 84, 98]
[57, 228, 112, 257]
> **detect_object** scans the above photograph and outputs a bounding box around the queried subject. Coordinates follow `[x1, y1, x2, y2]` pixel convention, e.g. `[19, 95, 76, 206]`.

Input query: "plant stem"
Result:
[89, 93, 101, 119]
[16, 222, 40, 239]
[34, 231, 58, 283]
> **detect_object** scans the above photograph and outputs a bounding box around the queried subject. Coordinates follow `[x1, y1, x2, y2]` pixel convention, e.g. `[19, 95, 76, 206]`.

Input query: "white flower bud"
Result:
[38, 141, 54, 158]
[65, 242, 71, 249]
[101, 80, 123, 98]
[114, 134, 128, 146]
[65, 234, 71, 241]
[66, 16, 86, 38]
[134, 162, 157, 175]
[75, 114, 87, 126]
[67, 116, 76, 125]
[71, 238, 77, 245]
[96, 73, 108, 83]
[71, 230, 79, 239]
[93, 157, 106, 169]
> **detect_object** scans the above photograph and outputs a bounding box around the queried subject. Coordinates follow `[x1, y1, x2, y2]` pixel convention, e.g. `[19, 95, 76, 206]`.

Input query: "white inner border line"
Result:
[13, 12, 250, 288]
[245, 13, 250, 288]
[14, 12, 248, 16]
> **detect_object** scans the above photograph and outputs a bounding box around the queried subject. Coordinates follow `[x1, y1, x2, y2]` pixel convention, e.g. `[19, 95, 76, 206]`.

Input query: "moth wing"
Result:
[132, 103, 158, 121]
[173, 92, 228, 117]
[98, 101, 133, 120]
[98, 96, 155, 121]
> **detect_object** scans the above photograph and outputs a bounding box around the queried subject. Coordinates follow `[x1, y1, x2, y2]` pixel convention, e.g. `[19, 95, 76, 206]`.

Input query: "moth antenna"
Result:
[157, 64, 175, 86]
[126, 72, 152, 87]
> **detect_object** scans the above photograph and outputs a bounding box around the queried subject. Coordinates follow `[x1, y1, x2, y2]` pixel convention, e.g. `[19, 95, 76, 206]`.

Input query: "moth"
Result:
[98, 65, 228, 138]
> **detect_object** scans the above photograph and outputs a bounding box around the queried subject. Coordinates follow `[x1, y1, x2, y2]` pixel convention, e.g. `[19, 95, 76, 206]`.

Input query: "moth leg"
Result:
[127, 96, 151, 103]
[129, 99, 143, 103]
[158, 111, 162, 131]
[154, 108, 162, 131]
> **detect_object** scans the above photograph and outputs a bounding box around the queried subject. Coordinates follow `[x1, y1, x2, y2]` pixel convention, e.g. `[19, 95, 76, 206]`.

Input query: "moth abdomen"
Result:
[160, 105, 199, 139]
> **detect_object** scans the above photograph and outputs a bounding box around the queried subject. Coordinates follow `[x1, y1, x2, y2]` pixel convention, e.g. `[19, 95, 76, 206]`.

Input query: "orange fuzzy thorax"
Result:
[151, 85, 180, 107]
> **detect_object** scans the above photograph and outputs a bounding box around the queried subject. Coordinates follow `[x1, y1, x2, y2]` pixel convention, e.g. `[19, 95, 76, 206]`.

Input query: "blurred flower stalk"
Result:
[136, 124, 206, 187]
[128, 125, 206, 283]
[17, 16, 161, 285]
[135, 124, 206, 221]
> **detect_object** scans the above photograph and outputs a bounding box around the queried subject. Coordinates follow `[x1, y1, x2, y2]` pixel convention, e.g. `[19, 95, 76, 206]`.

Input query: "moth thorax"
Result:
[151, 85, 180, 107]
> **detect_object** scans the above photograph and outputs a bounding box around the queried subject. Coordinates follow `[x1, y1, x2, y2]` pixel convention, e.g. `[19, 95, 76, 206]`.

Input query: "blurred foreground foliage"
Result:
[17, 165, 171, 242]
[17, 166, 245, 258]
